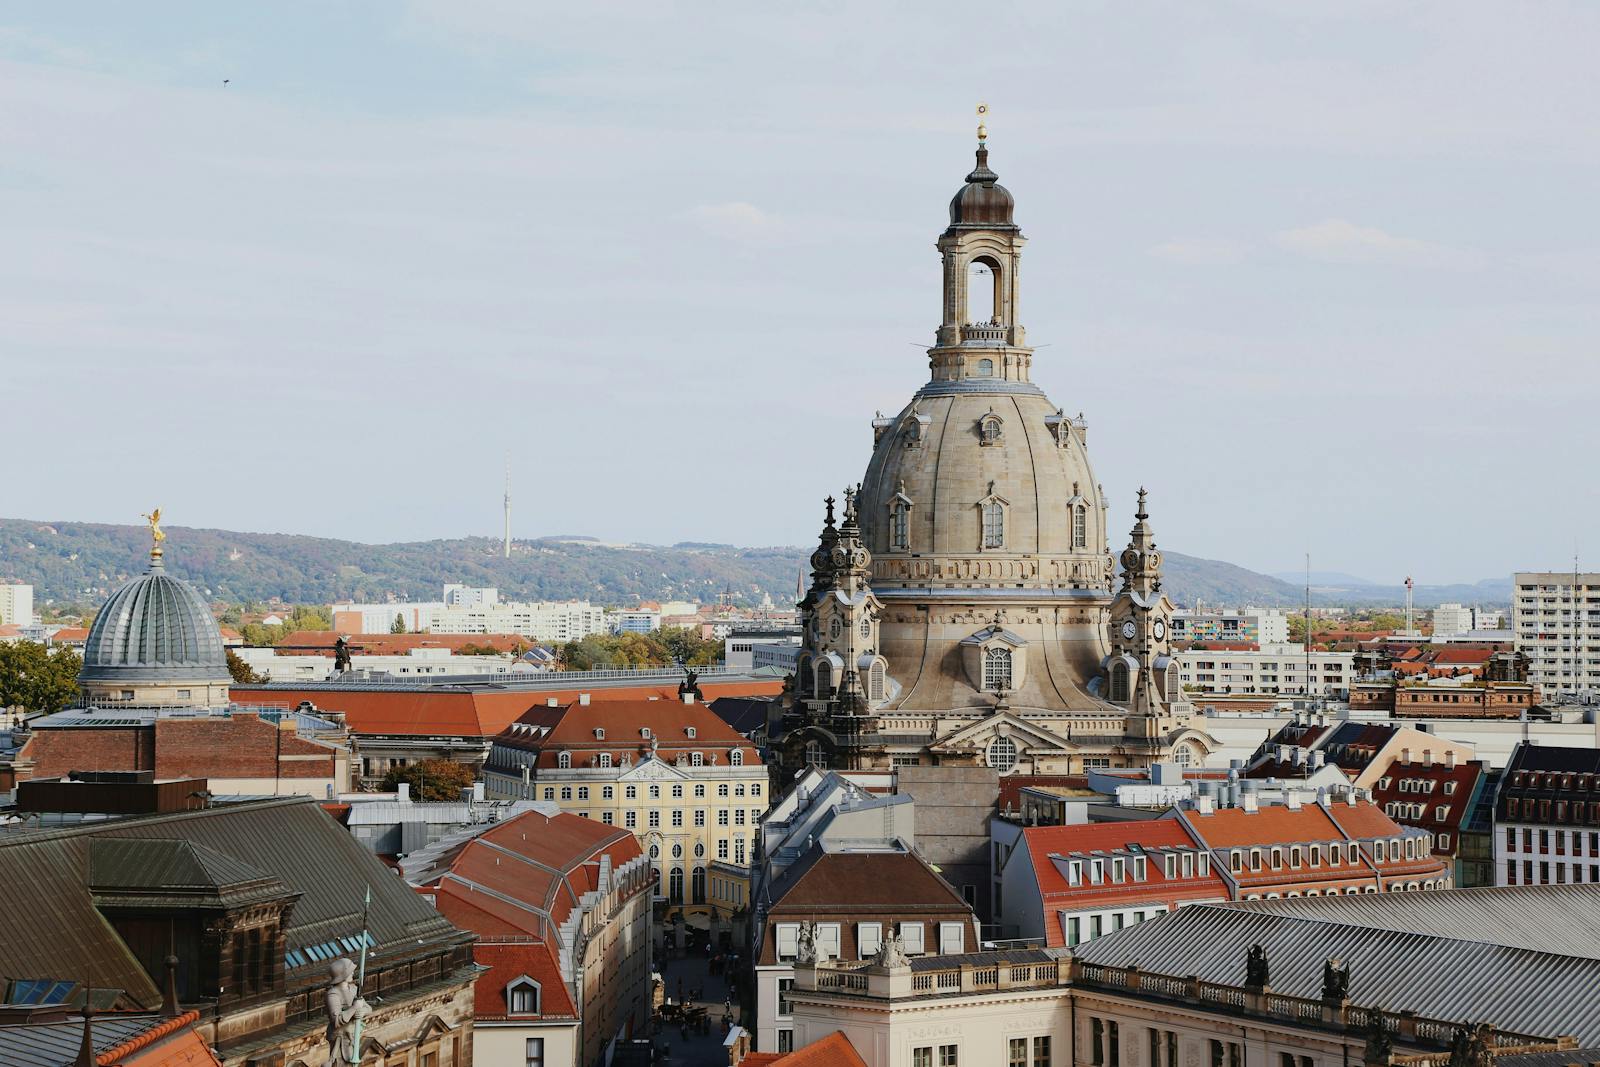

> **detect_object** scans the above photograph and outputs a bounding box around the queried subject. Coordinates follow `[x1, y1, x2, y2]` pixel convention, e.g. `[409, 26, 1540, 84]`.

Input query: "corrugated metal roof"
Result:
[0, 1013, 174, 1067]
[909, 947, 1054, 971]
[1076, 887, 1600, 1044]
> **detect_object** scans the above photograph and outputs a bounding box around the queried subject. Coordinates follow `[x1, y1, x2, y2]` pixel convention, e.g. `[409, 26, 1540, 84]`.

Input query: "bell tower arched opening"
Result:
[966, 257, 1002, 325]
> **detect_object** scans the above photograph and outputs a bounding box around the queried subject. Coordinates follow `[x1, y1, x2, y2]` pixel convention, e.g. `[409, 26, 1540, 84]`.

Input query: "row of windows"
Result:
[556, 749, 745, 769]
[542, 781, 761, 801]
[1505, 828, 1600, 855]
[1063, 907, 1165, 946]
[885, 499, 1089, 552]
[773, 920, 963, 964]
[1506, 860, 1600, 885]
[1226, 835, 1425, 873]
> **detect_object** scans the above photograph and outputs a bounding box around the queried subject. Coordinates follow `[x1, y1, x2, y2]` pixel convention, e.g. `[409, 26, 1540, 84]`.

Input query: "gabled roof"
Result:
[1179, 802, 1344, 848]
[471, 940, 577, 1021]
[767, 849, 967, 915]
[770, 1031, 870, 1067]
[0, 1009, 219, 1067]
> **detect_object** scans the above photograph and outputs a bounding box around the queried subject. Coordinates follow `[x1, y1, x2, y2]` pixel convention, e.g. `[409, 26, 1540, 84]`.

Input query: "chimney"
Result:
[547, 697, 558, 707]
[683, 692, 695, 705]
[1311, 751, 1325, 769]
[1195, 794, 1215, 815]
[1240, 792, 1259, 814]
[162, 949, 181, 1017]
[579, 693, 591, 706]
[474, 782, 485, 803]
[1400, 748, 1410, 766]
[1285, 791, 1303, 811]
[1445, 750, 1457, 770]
[398, 782, 411, 804]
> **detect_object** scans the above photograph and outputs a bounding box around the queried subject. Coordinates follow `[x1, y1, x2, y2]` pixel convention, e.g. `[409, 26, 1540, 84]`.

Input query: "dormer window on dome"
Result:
[978, 411, 1003, 446]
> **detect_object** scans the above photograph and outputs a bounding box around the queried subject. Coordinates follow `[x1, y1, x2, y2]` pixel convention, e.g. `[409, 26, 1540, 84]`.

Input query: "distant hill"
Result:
[0, 517, 1482, 611]
[1271, 569, 1512, 609]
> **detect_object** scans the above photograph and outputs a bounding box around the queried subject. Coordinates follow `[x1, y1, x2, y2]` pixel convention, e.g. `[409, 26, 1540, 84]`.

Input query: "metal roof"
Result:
[0, 797, 468, 1009]
[910, 947, 1054, 972]
[0, 1013, 178, 1067]
[1075, 887, 1600, 1044]
[79, 556, 228, 683]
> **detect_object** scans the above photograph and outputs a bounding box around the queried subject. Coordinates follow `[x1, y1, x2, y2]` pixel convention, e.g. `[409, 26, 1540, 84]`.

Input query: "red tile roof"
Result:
[273, 630, 533, 655]
[1017, 823, 1228, 945]
[769, 1032, 869, 1067]
[1181, 804, 1344, 848]
[508, 698, 764, 769]
[427, 808, 646, 1021]
[231, 680, 782, 738]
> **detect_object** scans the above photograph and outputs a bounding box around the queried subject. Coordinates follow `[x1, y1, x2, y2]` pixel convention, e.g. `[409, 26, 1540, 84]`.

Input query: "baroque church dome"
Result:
[80, 549, 228, 686]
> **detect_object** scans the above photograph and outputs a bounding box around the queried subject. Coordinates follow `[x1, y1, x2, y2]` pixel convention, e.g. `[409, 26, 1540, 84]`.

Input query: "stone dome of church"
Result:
[80, 552, 229, 686]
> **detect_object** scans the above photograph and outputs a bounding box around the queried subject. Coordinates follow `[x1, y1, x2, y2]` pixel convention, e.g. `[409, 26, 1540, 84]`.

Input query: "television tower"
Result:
[503, 461, 512, 559]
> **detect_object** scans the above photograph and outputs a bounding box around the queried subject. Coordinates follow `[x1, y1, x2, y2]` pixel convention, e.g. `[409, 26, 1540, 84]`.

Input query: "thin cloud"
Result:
[1149, 238, 1249, 266]
[687, 201, 795, 245]
[1273, 219, 1485, 270]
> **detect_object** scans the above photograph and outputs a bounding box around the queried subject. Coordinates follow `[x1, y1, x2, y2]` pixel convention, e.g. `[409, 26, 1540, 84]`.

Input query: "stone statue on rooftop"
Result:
[324, 957, 371, 1064]
[334, 636, 352, 673]
[1363, 1010, 1394, 1066]
[873, 930, 910, 969]
[795, 920, 818, 965]
[1244, 943, 1269, 990]
[1447, 1024, 1496, 1067]
[1321, 957, 1350, 1002]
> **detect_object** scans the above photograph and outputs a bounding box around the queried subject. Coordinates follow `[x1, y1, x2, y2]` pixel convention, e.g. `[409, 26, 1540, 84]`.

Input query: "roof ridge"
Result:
[0, 796, 311, 848]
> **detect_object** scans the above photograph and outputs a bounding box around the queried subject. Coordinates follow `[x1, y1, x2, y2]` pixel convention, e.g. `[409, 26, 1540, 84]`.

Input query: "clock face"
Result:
[1154, 620, 1167, 640]
[1121, 619, 1137, 641]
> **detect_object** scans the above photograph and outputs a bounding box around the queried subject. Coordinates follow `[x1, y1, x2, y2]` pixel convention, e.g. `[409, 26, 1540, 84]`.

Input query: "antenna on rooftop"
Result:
[1304, 551, 1313, 706]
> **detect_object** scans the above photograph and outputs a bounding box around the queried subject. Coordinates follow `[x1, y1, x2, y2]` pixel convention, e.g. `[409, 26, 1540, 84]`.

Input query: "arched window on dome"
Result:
[982, 501, 1005, 549]
[983, 647, 1012, 691]
[1072, 504, 1087, 549]
[977, 358, 995, 377]
[796, 654, 814, 698]
[869, 659, 886, 702]
[988, 736, 1019, 773]
[1165, 664, 1180, 704]
[890, 502, 910, 551]
[1110, 661, 1131, 704]
[815, 660, 834, 700]
[979, 413, 1003, 446]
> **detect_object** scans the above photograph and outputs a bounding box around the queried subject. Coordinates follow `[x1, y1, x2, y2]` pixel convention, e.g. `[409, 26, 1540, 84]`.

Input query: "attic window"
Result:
[594, 728, 605, 740]
[686, 727, 697, 739]
[557, 752, 571, 769]
[507, 978, 540, 1015]
[641, 728, 652, 739]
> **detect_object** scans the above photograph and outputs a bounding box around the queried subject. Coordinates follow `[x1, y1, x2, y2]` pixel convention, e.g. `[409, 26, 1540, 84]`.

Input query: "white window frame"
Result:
[899, 921, 925, 955]
[938, 921, 965, 955]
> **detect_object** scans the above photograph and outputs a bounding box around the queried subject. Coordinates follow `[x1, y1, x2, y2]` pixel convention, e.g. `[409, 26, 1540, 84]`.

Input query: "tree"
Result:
[226, 648, 265, 684]
[0, 641, 83, 715]
[391, 612, 407, 634]
[380, 758, 477, 802]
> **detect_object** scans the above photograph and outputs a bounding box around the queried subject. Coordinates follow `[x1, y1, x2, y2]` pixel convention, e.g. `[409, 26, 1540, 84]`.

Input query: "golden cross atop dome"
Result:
[976, 102, 988, 142]
[141, 507, 166, 559]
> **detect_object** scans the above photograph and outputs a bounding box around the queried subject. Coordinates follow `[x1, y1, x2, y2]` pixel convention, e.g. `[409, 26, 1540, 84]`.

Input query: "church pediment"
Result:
[929, 711, 1074, 755]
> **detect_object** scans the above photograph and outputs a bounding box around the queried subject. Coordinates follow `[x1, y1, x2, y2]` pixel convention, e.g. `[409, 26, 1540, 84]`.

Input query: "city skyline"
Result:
[4, 3, 1597, 579]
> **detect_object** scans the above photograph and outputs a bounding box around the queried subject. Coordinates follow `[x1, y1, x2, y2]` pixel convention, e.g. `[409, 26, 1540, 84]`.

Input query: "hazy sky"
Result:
[3, 2, 1596, 583]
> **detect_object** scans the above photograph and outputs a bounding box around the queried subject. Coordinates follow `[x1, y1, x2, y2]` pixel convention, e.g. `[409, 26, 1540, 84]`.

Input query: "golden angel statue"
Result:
[142, 508, 166, 557]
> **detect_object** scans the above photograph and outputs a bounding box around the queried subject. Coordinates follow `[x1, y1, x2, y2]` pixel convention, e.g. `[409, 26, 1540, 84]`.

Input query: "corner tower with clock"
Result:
[1102, 489, 1179, 724]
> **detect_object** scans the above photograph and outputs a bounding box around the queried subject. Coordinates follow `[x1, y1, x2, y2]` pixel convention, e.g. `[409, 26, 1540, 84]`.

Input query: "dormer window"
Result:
[594, 727, 605, 740]
[557, 751, 571, 769]
[641, 728, 652, 739]
[978, 412, 1004, 446]
[598, 753, 613, 768]
[686, 727, 697, 739]
[507, 977, 540, 1015]
[731, 749, 744, 766]
[982, 499, 1005, 548]
[691, 752, 704, 767]
[1072, 503, 1087, 549]
[984, 647, 1013, 691]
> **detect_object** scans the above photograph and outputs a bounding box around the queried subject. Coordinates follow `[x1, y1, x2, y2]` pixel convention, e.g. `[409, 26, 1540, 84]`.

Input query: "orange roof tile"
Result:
[231, 679, 782, 738]
[1181, 804, 1343, 848]
[772, 1032, 870, 1067]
